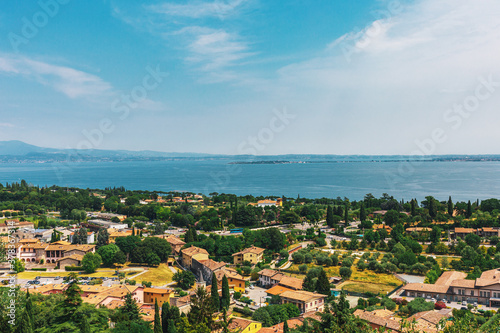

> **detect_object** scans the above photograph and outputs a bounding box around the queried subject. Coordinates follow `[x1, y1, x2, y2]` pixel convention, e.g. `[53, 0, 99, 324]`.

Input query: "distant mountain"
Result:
[0, 140, 216, 162]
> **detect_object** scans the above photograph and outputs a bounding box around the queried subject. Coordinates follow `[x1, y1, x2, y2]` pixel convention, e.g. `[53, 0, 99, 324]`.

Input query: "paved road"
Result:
[245, 286, 268, 307]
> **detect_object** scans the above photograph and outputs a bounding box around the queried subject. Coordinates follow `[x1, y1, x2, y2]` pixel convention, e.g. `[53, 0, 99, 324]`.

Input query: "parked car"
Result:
[473, 302, 478, 307]
[462, 301, 467, 306]
[460, 307, 467, 310]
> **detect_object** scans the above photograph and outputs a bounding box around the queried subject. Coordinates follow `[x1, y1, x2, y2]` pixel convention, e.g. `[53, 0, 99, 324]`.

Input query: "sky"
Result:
[0, 0, 499, 155]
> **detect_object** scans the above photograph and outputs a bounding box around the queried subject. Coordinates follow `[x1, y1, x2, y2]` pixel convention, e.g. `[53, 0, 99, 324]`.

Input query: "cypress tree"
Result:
[16, 309, 33, 333]
[428, 198, 436, 218]
[161, 302, 170, 333]
[316, 269, 331, 296]
[467, 200, 472, 218]
[221, 275, 230, 310]
[410, 199, 416, 216]
[81, 315, 90, 333]
[211, 273, 220, 311]
[359, 204, 366, 222]
[447, 196, 454, 216]
[326, 206, 334, 227]
[167, 319, 177, 333]
[344, 205, 349, 223]
[25, 289, 33, 326]
[154, 300, 162, 333]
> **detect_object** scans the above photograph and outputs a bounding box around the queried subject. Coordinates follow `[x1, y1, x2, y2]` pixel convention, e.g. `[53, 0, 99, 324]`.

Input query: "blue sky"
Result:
[1, 0, 500, 155]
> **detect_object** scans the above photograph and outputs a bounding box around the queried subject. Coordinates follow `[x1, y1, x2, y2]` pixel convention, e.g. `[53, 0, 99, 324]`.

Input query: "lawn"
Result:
[136, 264, 176, 286]
[337, 281, 396, 295]
[17, 267, 144, 280]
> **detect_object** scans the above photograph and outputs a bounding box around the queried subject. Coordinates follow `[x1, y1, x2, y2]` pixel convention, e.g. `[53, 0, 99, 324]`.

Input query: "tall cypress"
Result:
[467, 200, 472, 218]
[316, 269, 331, 296]
[326, 206, 334, 227]
[167, 319, 177, 333]
[25, 289, 33, 327]
[211, 273, 220, 311]
[154, 300, 162, 333]
[17, 309, 33, 333]
[344, 205, 349, 224]
[161, 302, 170, 333]
[221, 275, 230, 310]
[410, 199, 416, 216]
[447, 196, 454, 216]
[283, 319, 290, 333]
[81, 315, 90, 333]
[359, 204, 366, 222]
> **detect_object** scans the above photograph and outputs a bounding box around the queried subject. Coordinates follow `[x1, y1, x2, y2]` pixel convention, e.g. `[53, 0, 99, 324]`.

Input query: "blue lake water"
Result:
[0, 160, 499, 201]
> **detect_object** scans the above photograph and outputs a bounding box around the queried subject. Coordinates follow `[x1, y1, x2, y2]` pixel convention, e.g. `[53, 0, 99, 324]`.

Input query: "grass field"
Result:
[136, 264, 176, 286]
[17, 267, 144, 280]
[337, 281, 396, 294]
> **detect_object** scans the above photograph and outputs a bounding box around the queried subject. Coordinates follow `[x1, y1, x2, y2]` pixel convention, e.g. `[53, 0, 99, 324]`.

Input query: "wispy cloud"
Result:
[0, 123, 15, 128]
[148, 0, 249, 19]
[0, 55, 113, 99]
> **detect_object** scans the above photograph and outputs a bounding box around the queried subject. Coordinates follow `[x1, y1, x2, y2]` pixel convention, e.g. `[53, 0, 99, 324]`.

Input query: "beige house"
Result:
[403, 269, 500, 307]
[163, 235, 186, 255]
[181, 246, 209, 269]
[57, 254, 84, 269]
[232, 246, 265, 265]
[280, 290, 325, 313]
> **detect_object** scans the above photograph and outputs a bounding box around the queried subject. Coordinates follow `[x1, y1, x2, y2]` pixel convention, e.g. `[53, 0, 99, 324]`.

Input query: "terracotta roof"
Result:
[454, 227, 476, 234]
[266, 285, 293, 296]
[143, 288, 174, 294]
[280, 290, 325, 302]
[278, 276, 303, 290]
[353, 309, 401, 331]
[408, 310, 449, 326]
[259, 269, 280, 277]
[228, 318, 260, 332]
[45, 244, 95, 252]
[57, 254, 84, 262]
[435, 271, 468, 285]
[402, 283, 450, 294]
[105, 299, 125, 309]
[257, 319, 303, 333]
[181, 245, 209, 257]
[18, 238, 39, 243]
[79, 285, 110, 293]
[222, 267, 246, 281]
[27, 284, 68, 294]
[198, 259, 226, 271]
[165, 235, 186, 245]
[232, 246, 265, 256]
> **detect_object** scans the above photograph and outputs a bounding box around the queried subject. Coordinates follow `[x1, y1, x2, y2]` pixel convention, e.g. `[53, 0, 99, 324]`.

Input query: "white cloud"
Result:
[148, 0, 248, 19]
[0, 55, 113, 99]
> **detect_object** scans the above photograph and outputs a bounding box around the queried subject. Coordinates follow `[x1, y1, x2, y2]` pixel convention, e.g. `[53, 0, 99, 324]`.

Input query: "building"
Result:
[232, 246, 265, 265]
[402, 269, 500, 307]
[69, 231, 95, 244]
[87, 219, 128, 229]
[258, 269, 282, 287]
[226, 318, 262, 333]
[88, 212, 127, 221]
[256, 199, 282, 207]
[280, 290, 325, 313]
[453, 227, 476, 240]
[162, 235, 186, 255]
[108, 229, 133, 243]
[143, 288, 174, 306]
[181, 246, 209, 269]
[219, 267, 248, 293]
[57, 254, 84, 269]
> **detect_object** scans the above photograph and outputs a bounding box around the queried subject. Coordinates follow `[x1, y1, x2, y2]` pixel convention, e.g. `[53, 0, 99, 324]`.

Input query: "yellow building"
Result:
[215, 268, 248, 293]
[181, 246, 209, 269]
[232, 246, 265, 265]
[108, 229, 133, 243]
[143, 288, 174, 306]
[228, 318, 262, 333]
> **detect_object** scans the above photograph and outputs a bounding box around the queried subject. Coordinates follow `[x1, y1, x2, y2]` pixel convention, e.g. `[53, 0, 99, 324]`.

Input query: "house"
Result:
[372, 224, 392, 233]
[232, 246, 265, 265]
[265, 285, 294, 297]
[162, 235, 186, 255]
[278, 276, 303, 290]
[479, 227, 500, 238]
[89, 212, 127, 221]
[69, 231, 95, 244]
[44, 244, 96, 264]
[353, 309, 402, 332]
[280, 290, 325, 313]
[256, 199, 282, 207]
[143, 288, 174, 306]
[258, 269, 283, 287]
[108, 229, 133, 243]
[453, 227, 476, 240]
[57, 254, 84, 269]
[402, 269, 500, 307]
[181, 246, 209, 269]
[226, 317, 262, 333]
[257, 318, 305, 333]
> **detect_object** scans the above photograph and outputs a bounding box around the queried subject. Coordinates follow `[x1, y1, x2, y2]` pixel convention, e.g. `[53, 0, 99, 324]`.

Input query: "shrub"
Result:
[65, 266, 84, 271]
[298, 264, 308, 273]
[30, 268, 47, 272]
[233, 291, 242, 300]
[368, 297, 379, 306]
[142, 281, 152, 288]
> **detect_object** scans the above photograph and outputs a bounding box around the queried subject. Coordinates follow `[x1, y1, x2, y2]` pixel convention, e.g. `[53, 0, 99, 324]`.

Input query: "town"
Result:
[1, 181, 500, 332]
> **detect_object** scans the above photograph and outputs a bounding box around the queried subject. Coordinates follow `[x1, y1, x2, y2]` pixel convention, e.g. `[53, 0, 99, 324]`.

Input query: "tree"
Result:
[12, 258, 25, 273]
[113, 250, 127, 265]
[339, 267, 352, 280]
[465, 233, 481, 249]
[359, 204, 367, 222]
[221, 275, 230, 310]
[344, 205, 349, 223]
[466, 200, 472, 218]
[120, 293, 141, 322]
[80, 315, 90, 333]
[96, 228, 109, 249]
[173, 270, 196, 290]
[326, 206, 335, 227]
[447, 196, 454, 216]
[25, 290, 33, 327]
[81, 252, 102, 274]
[97, 243, 120, 267]
[316, 269, 331, 295]
[50, 230, 61, 243]
[384, 210, 399, 226]
[211, 273, 220, 312]
[72, 227, 88, 244]
[283, 319, 289, 333]
[141, 237, 172, 261]
[16, 308, 33, 333]
[430, 226, 442, 244]
[154, 300, 162, 333]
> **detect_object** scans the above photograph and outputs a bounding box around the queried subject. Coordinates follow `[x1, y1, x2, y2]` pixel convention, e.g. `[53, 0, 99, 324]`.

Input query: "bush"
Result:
[65, 266, 84, 271]
[234, 291, 242, 300]
[368, 297, 379, 306]
[298, 264, 308, 273]
[30, 268, 47, 271]
[381, 298, 396, 311]
[125, 279, 137, 285]
[142, 281, 152, 288]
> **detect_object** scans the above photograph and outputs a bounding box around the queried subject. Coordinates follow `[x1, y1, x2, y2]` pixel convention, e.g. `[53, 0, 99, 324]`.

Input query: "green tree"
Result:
[12, 258, 25, 273]
[80, 315, 90, 333]
[81, 252, 102, 274]
[154, 300, 162, 333]
[96, 228, 109, 249]
[25, 290, 33, 327]
[465, 233, 481, 249]
[221, 275, 230, 310]
[50, 230, 61, 243]
[384, 210, 400, 226]
[316, 269, 331, 295]
[466, 200, 472, 218]
[283, 319, 289, 333]
[447, 196, 454, 216]
[326, 206, 335, 227]
[339, 267, 352, 280]
[359, 203, 366, 222]
[344, 205, 349, 223]
[16, 309, 33, 333]
[210, 273, 220, 312]
[173, 270, 196, 290]
[97, 243, 120, 267]
[119, 293, 141, 322]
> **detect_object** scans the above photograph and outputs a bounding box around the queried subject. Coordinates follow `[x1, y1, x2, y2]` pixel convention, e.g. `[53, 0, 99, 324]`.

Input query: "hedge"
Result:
[65, 266, 84, 271]
[30, 268, 47, 272]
